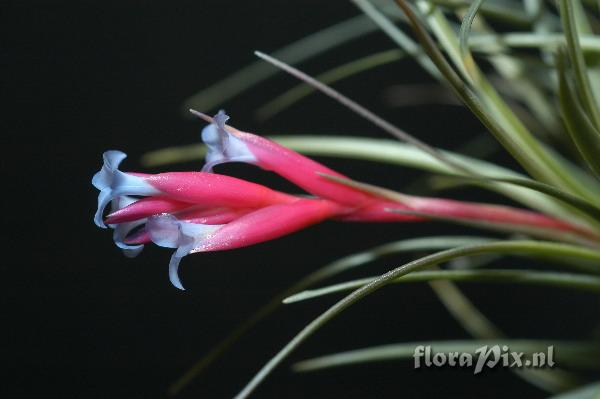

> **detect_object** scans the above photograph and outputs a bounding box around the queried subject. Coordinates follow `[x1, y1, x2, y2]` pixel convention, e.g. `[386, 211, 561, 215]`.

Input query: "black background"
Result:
[5, 1, 599, 398]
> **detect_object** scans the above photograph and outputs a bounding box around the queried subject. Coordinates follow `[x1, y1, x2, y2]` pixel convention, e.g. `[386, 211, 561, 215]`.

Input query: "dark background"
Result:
[4, 1, 599, 398]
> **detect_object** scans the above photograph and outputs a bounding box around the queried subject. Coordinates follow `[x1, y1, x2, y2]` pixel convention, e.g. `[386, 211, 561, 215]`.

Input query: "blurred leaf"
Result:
[351, 0, 440, 77]
[256, 49, 404, 121]
[549, 382, 600, 399]
[468, 33, 600, 53]
[183, 14, 383, 112]
[458, 0, 486, 81]
[293, 340, 600, 372]
[428, 275, 579, 392]
[428, 0, 541, 26]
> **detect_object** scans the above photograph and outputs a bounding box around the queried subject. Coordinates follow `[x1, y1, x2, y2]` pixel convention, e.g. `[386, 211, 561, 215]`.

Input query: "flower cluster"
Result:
[93, 111, 594, 289]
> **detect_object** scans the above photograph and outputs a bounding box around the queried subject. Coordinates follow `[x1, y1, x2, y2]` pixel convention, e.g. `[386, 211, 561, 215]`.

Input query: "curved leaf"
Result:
[557, 49, 600, 178]
[284, 269, 600, 304]
[293, 340, 600, 372]
[234, 240, 600, 398]
[168, 236, 489, 395]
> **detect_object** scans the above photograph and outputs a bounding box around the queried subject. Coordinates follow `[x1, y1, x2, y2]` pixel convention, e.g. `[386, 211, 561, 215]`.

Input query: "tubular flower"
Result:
[93, 111, 599, 290]
[92, 148, 348, 289]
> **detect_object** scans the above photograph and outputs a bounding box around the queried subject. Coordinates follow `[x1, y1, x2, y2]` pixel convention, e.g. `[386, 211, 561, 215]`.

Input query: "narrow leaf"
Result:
[557, 50, 600, 177]
[558, 0, 600, 129]
[293, 340, 600, 372]
[235, 241, 600, 398]
[458, 0, 486, 81]
[284, 269, 600, 304]
[168, 236, 488, 394]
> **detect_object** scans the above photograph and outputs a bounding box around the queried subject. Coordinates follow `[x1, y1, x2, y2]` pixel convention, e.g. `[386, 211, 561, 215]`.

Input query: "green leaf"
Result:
[284, 269, 600, 304]
[468, 33, 600, 53]
[234, 240, 600, 398]
[428, 274, 578, 392]
[293, 340, 600, 372]
[558, 0, 600, 129]
[549, 382, 600, 399]
[168, 236, 488, 395]
[398, 0, 594, 201]
[428, 0, 538, 26]
[557, 49, 600, 178]
[351, 0, 440, 77]
[458, 0, 486, 82]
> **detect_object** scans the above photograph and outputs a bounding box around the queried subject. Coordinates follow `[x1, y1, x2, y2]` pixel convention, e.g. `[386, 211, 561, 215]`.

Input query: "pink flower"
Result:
[92, 149, 347, 289]
[93, 111, 598, 290]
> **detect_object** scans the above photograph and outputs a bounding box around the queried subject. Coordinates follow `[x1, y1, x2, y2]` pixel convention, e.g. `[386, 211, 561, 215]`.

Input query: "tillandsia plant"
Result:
[92, 0, 600, 397]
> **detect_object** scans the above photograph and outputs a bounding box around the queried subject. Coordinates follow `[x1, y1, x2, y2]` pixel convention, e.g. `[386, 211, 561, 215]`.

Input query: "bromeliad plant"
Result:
[94, 0, 600, 397]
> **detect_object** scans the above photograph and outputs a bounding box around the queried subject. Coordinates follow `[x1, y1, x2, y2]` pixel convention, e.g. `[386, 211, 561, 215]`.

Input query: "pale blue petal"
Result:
[146, 213, 221, 290]
[201, 110, 256, 172]
[92, 150, 159, 228]
[109, 196, 145, 256]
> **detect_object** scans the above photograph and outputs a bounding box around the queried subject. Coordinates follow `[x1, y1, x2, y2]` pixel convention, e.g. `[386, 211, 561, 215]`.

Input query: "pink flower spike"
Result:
[105, 196, 191, 225]
[195, 110, 373, 207]
[146, 198, 344, 290]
